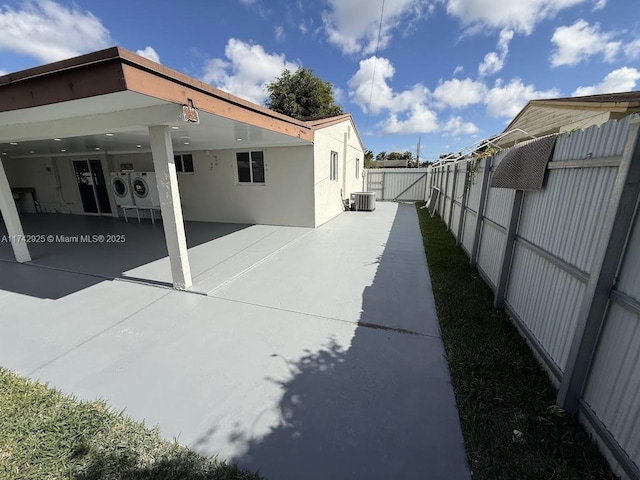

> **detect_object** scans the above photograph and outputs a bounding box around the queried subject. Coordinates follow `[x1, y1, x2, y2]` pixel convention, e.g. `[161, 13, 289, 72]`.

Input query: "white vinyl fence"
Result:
[428, 114, 640, 480]
[364, 168, 428, 201]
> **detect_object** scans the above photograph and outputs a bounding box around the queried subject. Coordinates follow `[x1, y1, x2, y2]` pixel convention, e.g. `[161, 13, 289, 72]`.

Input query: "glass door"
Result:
[73, 160, 112, 215]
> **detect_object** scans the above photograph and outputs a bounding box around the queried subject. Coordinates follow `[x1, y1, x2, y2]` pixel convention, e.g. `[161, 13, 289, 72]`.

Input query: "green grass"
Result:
[416, 204, 615, 480]
[0, 368, 261, 480]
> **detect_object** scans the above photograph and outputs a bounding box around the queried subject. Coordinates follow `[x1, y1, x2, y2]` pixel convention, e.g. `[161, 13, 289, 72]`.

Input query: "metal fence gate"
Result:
[364, 168, 428, 201]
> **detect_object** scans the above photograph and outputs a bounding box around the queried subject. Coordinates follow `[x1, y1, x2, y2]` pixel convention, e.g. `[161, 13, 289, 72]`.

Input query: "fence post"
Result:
[448, 164, 458, 231]
[557, 118, 640, 415]
[494, 190, 524, 308]
[470, 156, 493, 268]
[444, 165, 451, 226]
[456, 161, 468, 247]
[381, 171, 385, 200]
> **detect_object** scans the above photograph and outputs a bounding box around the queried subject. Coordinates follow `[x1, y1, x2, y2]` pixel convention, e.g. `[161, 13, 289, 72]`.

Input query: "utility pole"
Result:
[416, 136, 421, 167]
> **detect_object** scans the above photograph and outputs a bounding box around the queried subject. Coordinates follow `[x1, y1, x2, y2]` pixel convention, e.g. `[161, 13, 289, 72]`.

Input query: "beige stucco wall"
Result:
[173, 146, 315, 227]
[2, 156, 113, 215]
[313, 120, 364, 227]
[4, 142, 331, 228]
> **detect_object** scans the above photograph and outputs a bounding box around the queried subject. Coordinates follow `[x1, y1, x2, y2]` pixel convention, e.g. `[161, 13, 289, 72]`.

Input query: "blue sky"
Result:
[0, 0, 638, 160]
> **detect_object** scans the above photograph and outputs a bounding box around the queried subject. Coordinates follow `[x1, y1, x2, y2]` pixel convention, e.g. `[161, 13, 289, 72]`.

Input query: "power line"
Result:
[365, 0, 385, 133]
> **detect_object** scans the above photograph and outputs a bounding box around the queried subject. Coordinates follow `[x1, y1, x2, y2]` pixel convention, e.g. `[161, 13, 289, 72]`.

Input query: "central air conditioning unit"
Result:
[350, 192, 376, 211]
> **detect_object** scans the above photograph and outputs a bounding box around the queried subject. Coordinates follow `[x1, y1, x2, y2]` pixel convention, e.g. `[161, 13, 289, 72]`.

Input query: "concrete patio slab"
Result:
[0, 202, 470, 480]
[0, 213, 311, 294]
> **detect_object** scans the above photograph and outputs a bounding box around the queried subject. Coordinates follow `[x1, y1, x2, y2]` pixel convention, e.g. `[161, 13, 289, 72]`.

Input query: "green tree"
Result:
[265, 68, 343, 121]
[364, 149, 375, 168]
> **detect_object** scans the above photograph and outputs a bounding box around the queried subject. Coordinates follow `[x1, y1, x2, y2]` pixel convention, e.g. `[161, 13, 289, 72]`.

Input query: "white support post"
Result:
[148, 125, 192, 290]
[0, 158, 31, 263]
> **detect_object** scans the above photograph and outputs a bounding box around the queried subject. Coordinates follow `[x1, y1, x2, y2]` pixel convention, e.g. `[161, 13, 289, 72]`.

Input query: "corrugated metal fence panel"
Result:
[451, 202, 461, 239]
[518, 167, 618, 274]
[506, 242, 586, 370]
[554, 114, 638, 161]
[366, 170, 384, 200]
[477, 222, 505, 289]
[583, 302, 640, 470]
[462, 210, 476, 255]
[616, 212, 640, 302]
[456, 162, 467, 197]
[466, 164, 484, 212]
[484, 185, 515, 228]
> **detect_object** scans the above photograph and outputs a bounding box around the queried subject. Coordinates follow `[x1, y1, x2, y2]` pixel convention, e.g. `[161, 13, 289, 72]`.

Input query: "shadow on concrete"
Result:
[0, 213, 249, 298]
[214, 205, 470, 479]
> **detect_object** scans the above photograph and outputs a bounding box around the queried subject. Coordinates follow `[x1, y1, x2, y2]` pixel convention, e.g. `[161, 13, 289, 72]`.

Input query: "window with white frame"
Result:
[355, 158, 360, 179]
[174, 154, 194, 173]
[236, 151, 265, 184]
[330, 151, 339, 181]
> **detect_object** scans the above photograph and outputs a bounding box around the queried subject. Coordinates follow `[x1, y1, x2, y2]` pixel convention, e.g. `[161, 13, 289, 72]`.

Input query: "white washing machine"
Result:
[110, 172, 134, 206]
[130, 172, 161, 207]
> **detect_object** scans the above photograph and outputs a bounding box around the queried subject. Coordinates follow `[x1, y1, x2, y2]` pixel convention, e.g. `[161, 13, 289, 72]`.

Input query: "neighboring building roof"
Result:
[499, 90, 640, 147]
[378, 159, 409, 168]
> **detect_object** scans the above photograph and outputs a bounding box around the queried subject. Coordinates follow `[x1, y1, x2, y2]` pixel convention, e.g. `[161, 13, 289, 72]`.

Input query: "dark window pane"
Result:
[174, 155, 183, 172]
[237, 152, 251, 182]
[251, 151, 265, 183]
[183, 154, 194, 173]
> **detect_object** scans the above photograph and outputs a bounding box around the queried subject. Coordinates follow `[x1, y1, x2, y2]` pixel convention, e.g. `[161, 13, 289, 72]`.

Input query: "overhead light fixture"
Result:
[236, 138, 242, 142]
[1, 152, 6, 156]
[105, 133, 114, 137]
[53, 138, 61, 142]
[136, 144, 142, 148]
[61, 149, 66, 152]
[95, 147, 100, 150]
[29, 150, 34, 154]
[171, 126, 179, 130]
[184, 141, 190, 145]
[10, 142, 17, 145]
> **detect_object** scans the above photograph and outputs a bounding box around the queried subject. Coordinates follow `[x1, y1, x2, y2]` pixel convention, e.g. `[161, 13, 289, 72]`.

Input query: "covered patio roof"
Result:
[0, 46, 315, 156]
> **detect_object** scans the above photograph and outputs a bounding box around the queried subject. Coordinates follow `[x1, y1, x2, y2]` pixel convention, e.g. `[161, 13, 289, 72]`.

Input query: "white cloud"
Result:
[593, 0, 606, 9]
[453, 65, 464, 76]
[433, 78, 486, 108]
[572, 67, 640, 96]
[378, 104, 439, 134]
[624, 39, 640, 59]
[485, 78, 559, 118]
[550, 20, 621, 67]
[0, 0, 111, 63]
[347, 56, 428, 114]
[442, 116, 479, 135]
[323, 0, 431, 55]
[202, 38, 299, 105]
[135, 46, 160, 63]
[478, 29, 514, 76]
[446, 0, 589, 35]
[275, 25, 285, 41]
